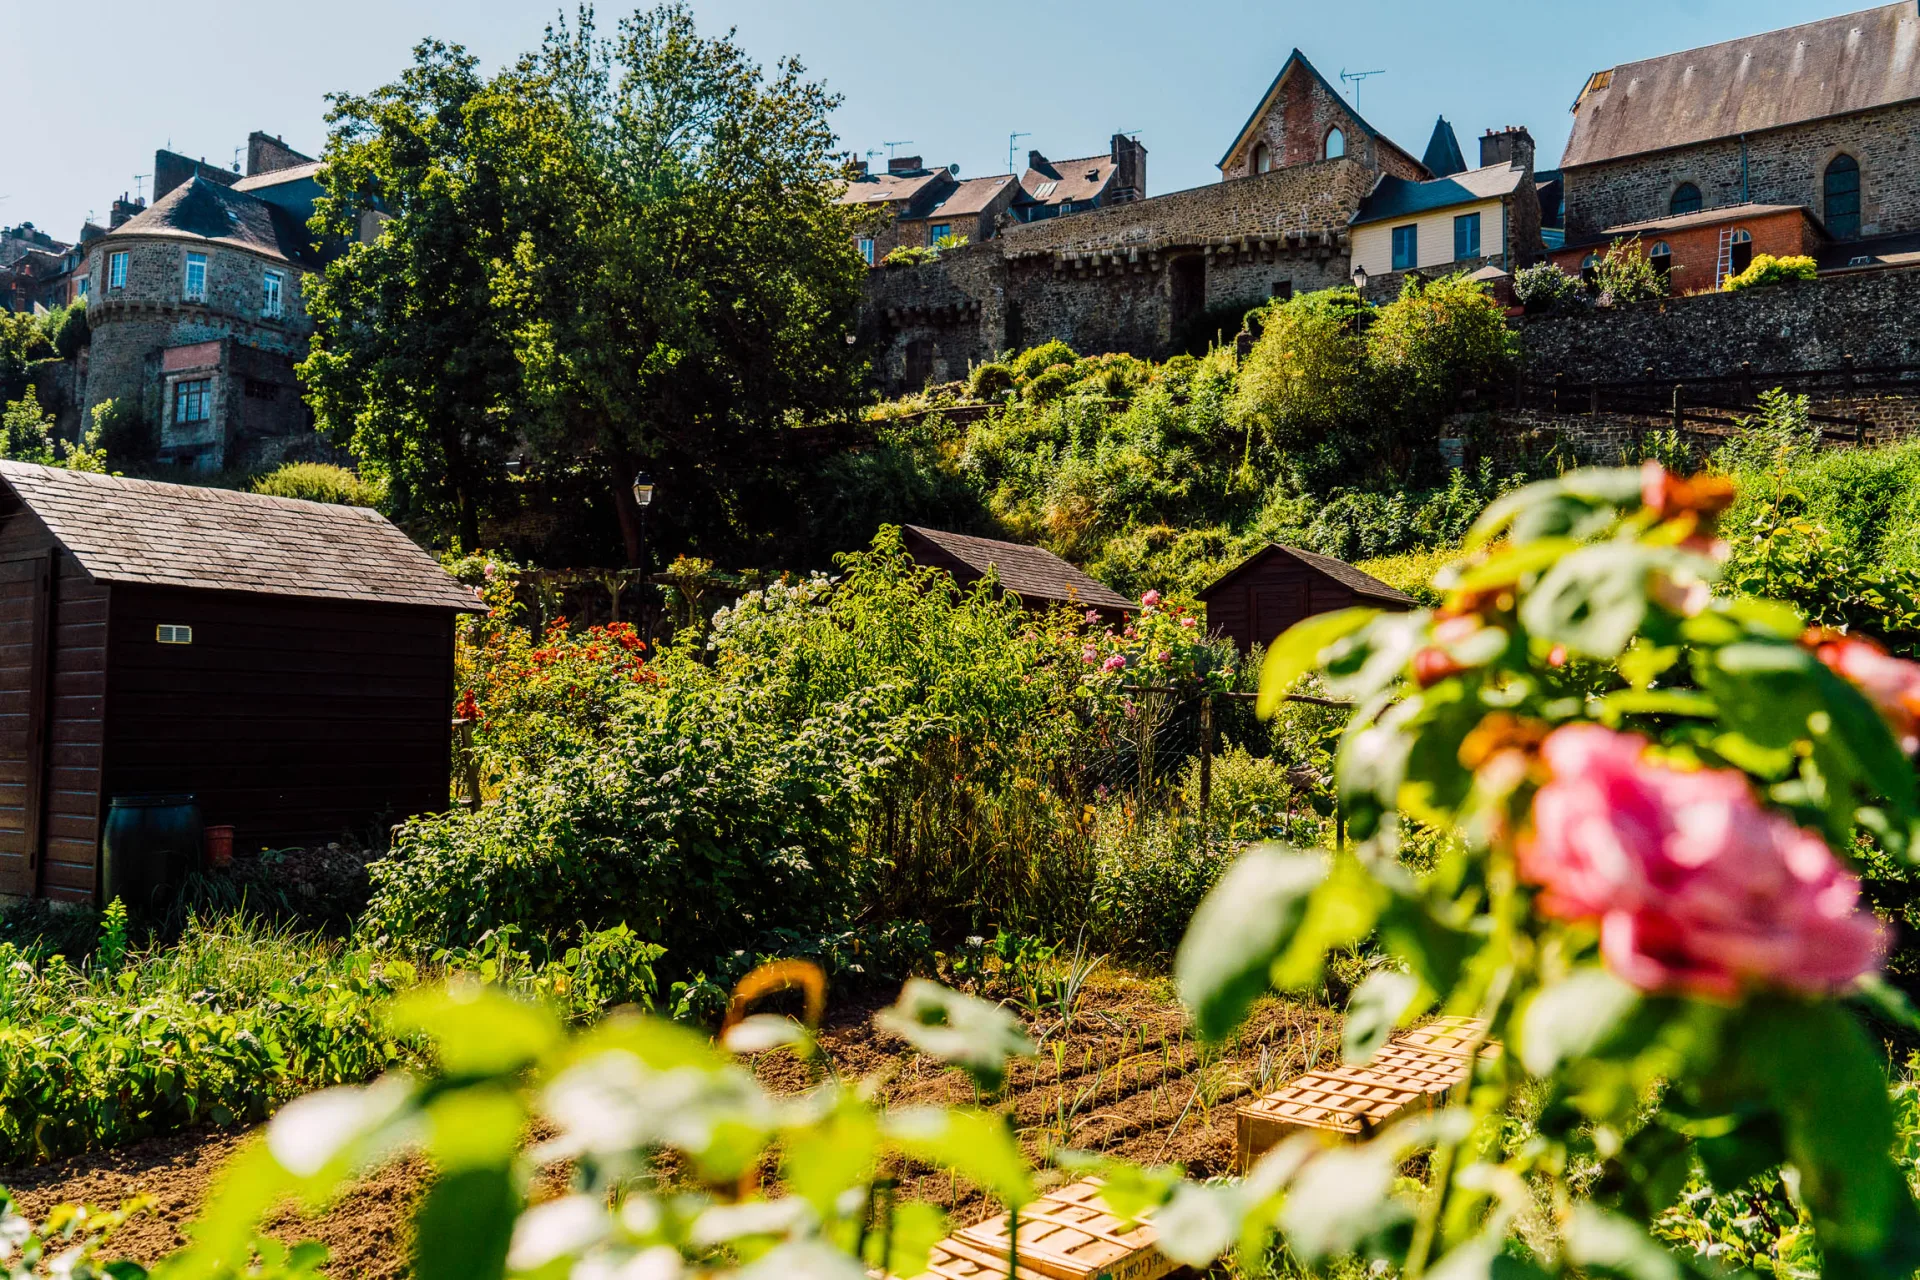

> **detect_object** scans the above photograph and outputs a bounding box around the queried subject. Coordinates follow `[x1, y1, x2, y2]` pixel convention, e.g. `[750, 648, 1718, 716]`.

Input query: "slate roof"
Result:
[0, 462, 482, 612]
[102, 176, 319, 268]
[1350, 162, 1530, 226]
[1818, 227, 1920, 269]
[903, 525, 1134, 611]
[1199, 544, 1416, 607]
[1563, 2, 1920, 169]
[1422, 118, 1468, 178]
[231, 160, 325, 192]
[927, 175, 1018, 219]
[1021, 153, 1119, 208]
[837, 168, 952, 217]
[1218, 50, 1429, 177]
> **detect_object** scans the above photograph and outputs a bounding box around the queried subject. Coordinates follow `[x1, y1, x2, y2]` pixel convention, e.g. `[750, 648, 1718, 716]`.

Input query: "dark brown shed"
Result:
[902, 525, 1136, 619]
[1199, 544, 1416, 654]
[0, 462, 482, 903]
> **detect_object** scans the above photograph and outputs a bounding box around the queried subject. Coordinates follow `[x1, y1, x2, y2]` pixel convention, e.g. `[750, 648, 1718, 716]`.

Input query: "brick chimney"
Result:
[886, 155, 925, 174]
[1480, 126, 1535, 172]
[1107, 133, 1147, 204]
[109, 194, 146, 229]
[247, 130, 314, 177]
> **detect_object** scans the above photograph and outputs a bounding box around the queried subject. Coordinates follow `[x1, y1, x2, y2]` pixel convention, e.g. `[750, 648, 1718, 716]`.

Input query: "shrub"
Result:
[1230, 287, 1374, 453]
[1725, 252, 1818, 291]
[41, 301, 89, 361]
[1589, 234, 1669, 303]
[881, 244, 937, 266]
[967, 361, 1015, 400]
[1009, 339, 1078, 383]
[1368, 272, 1517, 420]
[1511, 260, 1580, 308]
[251, 461, 387, 508]
[932, 233, 969, 251]
[1022, 365, 1075, 403]
[90, 397, 154, 466]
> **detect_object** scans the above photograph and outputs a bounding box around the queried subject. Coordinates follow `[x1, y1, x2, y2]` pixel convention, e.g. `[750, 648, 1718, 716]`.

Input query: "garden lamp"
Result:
[1351, 263, 1369, 292]
[632, 472, 655, 508]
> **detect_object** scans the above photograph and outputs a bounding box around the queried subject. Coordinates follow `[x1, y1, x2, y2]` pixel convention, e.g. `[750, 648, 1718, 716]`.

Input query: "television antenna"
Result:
[1008, 131, 1031, 175]
[134, 173, 150, 201]
[1339, 68, 1385, 109]
[883, 139, 914, 160]
[233, 146, 244, 172]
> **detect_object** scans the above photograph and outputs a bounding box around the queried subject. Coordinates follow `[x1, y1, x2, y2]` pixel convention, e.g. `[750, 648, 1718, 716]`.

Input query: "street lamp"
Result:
[1351, 262, 1369, 293]
[632, 472, 655, 510]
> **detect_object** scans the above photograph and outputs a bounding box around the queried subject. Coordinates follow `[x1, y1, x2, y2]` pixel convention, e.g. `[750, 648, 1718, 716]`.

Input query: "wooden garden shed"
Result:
[1199, 544, 1415, 654]
[903, 525, 1135, 620]
[0, 462, 483, 902]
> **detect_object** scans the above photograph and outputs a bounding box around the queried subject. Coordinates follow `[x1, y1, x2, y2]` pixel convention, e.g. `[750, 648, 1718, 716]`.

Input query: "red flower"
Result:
[1806, 628, 1920, 753]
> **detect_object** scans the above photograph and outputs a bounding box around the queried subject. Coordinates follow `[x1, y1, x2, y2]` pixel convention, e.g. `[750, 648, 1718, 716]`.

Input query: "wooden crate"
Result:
[875, 1234, 1055, 1280]
[1351, 1042, 1473, 1099]
[950, 1178, 1175, 1280]
[1233, 1068, 1427, 1173]
[1392, 1017, 1501, 1061]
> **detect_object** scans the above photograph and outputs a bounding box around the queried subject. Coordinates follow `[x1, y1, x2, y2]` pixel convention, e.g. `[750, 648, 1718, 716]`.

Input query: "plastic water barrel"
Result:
[101, 793, 203, 911]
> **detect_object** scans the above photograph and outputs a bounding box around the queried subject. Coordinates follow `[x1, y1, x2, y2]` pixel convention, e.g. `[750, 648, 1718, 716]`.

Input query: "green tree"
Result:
[300, 41, 534, 551]
[1229, 286, 1374, 454]
[495, 6, 869, 565]
[1366, 271, 1517, 421]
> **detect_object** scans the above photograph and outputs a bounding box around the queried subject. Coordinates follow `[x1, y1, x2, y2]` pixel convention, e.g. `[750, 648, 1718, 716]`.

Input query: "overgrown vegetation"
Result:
[1725, 252, 1818, 291]
[250, 462, 387, 508]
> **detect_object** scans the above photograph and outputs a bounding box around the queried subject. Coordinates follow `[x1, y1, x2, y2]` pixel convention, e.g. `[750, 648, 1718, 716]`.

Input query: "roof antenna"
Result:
[1008, 131, 1031, 175]
[883, 140, 914, 160]
[233, 146, 244, 173]
[1339, 68, 1386, 110]
[134, 173, 149, 201]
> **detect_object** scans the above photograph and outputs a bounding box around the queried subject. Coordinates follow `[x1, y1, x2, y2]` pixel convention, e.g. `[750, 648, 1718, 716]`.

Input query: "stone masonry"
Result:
[1563, 101, 1920, 241]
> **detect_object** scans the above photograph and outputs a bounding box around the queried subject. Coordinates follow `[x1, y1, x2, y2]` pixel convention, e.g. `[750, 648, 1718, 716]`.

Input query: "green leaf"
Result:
[782, 1095, 880, 1217]
[882, 1107, 1032, 1208]
[387, 984, 561, 1077]
[1175, 847, 1326, 1040]
[1519, 968, 1639, 1077]
[1563, 1205, 1682, 1280]
[1278, 1141, 1408, 1261]
[874, 980, 1034, 1092]
[1447, 538, 1580, 592]
[868, 1200, 947, 1279]
[1273, 855, 1387, 990]
[1342, 971, 1425, 1065]
[1518, 543, 1654, 660]
[1595, 689, 1715, 727]
[1258, 608, 1378, 716]
[1377, 894, 1477, 996]
[1151, 1182, 1247, 1269]
[412, 1164, 518, 1280]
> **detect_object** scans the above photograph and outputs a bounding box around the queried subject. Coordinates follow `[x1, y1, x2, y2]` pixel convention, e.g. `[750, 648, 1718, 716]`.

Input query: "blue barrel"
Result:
[101, 794, 203, 911]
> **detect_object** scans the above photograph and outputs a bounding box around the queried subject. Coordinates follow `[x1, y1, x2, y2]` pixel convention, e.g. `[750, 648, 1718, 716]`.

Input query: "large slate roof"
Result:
[1563, 2, 1920, 169]
[1350, 162, 1531, 227]
[0, 462, 482, 612]
[904, 525, 1134, 612]
[103, 176, 319, 267]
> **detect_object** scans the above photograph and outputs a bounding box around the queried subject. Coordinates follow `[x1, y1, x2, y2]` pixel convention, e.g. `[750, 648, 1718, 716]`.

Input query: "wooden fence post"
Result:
[1199, 694, 1214, 836]
[456, 718, 481, 812]
[1672, 384, 1684, 434]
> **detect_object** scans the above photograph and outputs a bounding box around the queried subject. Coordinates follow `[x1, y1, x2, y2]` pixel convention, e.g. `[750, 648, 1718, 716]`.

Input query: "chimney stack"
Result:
[1480, 126, 1535, 172]
[1108, 134, 1147, 204]
[886, 155, 924, 174]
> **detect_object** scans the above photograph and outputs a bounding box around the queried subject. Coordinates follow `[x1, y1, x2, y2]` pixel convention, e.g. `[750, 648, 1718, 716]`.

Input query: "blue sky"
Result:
[1, 0, 1875, 241]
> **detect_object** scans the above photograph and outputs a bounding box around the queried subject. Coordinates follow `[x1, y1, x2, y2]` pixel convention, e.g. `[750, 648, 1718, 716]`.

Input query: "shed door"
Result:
[0, 554, 51, 895]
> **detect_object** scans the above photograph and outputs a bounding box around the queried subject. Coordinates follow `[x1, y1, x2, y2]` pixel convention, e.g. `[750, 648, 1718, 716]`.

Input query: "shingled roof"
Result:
[1563, 2, 1920, 169]
[0, 462, 481, 612]
[903, 525, 1134, 612]
[1350, 161, 1532, 227]
[1200, 544, 1416, 607]
[103, 176, 319, 267]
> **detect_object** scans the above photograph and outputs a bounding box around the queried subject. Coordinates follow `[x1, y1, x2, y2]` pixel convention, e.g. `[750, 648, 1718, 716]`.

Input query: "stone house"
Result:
[79, 133, 342, 472]
[1561, 3, 1920, 254]
[1349, 128, 1545, 294]
[1012, 136, 1148, 222]
[838, 157, 972, 265]
[1217, 49, 1428, 183]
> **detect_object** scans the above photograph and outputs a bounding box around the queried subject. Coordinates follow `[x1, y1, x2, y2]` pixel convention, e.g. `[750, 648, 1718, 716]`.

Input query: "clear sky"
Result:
[0, 0, 1878, 242]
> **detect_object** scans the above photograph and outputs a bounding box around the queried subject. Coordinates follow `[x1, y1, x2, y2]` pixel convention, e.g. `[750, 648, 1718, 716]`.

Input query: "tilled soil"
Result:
[0, 971, 1339, 1276]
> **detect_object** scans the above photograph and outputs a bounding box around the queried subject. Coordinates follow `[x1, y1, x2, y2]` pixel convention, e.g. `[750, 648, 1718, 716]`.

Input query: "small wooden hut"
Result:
[0, 462, 483, 902]
[1198, 544, 1415, 654]
[903, 525, 1134, 620]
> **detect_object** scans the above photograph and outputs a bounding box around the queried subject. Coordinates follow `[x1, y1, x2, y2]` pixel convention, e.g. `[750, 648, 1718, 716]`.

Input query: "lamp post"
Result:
[631, 471, 655, 636]
[1351, 262, 1369, 295]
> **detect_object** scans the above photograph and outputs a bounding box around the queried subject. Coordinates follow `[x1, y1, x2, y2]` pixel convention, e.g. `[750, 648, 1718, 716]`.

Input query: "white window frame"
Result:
[262, 269, 284, 318]
[183, 252, 207, 303]
[108, 251, 128, 290]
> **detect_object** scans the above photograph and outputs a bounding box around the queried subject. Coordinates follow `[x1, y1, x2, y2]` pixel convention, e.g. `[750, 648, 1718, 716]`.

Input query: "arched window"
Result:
[1729, 227, 1754, 277]
[1825, 153, 1861, 239]
[1648, 240, 1673, 277]
[1253, 142, 1272, 174]
[1670, 183, 1702, 216]
[1324, 128, 1345, 160]
[1580, 252, 1600, 284]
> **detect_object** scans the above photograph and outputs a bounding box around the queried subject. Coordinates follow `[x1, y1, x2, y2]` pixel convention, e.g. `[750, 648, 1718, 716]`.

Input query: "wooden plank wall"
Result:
[1206, 556, 1361, 654]
[104, 587, 456, 850]
[0, 557, 42, 896]
[43, 557, 109, 901]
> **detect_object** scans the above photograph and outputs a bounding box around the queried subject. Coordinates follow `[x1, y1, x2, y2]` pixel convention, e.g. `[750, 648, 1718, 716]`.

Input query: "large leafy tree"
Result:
[300, 42, 557, 550]
[496, 6, 869, 565]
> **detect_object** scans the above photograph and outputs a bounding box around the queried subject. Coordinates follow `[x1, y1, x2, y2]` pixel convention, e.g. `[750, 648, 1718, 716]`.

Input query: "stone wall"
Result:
[1221, 63, 1424, 182]
[1563, 102, 1920, 240]
[1516, 265, 1920, 383]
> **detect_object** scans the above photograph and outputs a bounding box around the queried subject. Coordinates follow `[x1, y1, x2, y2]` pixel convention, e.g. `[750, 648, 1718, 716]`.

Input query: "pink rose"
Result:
[1102, 654, 1126, 673]
[1807, 629, 1920, 753]
[1085, 610, 1101, 624]
[1180, 617, 1197, 629]
[1520, 725, 1884, 999]
[1081, 645, 1099, 664]
[1141, 590, 1162, 609]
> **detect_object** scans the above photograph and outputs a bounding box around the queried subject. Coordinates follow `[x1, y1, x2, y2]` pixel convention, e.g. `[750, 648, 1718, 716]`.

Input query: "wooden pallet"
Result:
[1233, 1067, 1429, 1173]
[949, 1178, 1175, 1280]
[1392, 1017, 1501, 1061]
[875, 1233, 1055, 1280]
[1353, 1042, 1474, 1098]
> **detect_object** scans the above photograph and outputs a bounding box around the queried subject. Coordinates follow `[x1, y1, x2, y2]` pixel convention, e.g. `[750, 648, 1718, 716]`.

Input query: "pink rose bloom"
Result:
[1085, 610, 1101, 624]
[1808, 630, 1920, 753]
[1180, 617, 1197, 629]
[1155, 650, 1170, 662]
[1102, 654, 1126, 673]
[1081, 645, 1099, 664]
[1520, 725, 1885, 999]
[1141, 590, 1162, 609]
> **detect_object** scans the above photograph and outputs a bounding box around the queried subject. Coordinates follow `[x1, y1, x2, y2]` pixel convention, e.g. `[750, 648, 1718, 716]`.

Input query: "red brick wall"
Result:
[1549, 208, 1818, 294]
